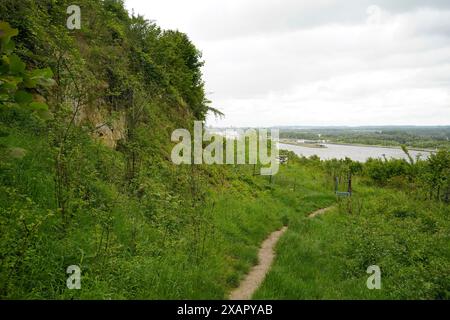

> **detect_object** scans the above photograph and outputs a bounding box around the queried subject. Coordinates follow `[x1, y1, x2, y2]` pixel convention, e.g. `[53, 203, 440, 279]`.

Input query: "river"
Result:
[278, 143, 432, 162]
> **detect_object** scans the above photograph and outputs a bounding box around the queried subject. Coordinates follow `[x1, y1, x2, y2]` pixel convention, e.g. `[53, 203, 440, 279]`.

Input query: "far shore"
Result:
[279, 139, 327, 149]
[279, 140, 436, 153]
[324, 142, 436, 153]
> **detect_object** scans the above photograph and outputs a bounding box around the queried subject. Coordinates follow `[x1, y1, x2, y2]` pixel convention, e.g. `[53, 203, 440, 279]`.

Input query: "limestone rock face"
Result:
[75, 102, 126, 149]
[94, 118, 126, 149]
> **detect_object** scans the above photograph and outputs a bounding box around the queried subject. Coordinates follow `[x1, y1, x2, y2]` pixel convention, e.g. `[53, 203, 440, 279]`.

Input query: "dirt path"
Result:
[229, 206, 334, 300]
[229, 226, 287, 300]
[308, 206, 334, 218]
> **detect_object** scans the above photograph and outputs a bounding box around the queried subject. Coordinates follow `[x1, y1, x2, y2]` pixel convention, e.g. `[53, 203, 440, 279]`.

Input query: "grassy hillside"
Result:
[255, 181, 450, 299]
[0, 109, 335, 298]
[1, 0, 449, 300]
[0, 0, 333, 299]
[251, 152, 450, 299]
[0, 0, 265, 298]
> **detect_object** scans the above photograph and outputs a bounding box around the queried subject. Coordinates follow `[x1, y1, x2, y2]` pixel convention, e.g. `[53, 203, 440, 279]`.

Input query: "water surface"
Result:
[279, 143, 431, 162]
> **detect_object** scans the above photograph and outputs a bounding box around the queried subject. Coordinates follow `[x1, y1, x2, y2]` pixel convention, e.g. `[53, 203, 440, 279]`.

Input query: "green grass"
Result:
[2, 119, 448, 300]
[253, 209, 383, 299]
[1, 120, 336, 299]
[254, 181, 450, 299]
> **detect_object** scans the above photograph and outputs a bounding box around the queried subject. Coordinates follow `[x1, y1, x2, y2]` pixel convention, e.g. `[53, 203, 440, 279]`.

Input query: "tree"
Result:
[423, 149, 450, 201]
[0, 21, 55, 114]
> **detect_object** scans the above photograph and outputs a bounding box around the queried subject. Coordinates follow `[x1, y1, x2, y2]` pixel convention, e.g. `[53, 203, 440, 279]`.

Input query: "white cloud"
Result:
[125, 0, 450, 126]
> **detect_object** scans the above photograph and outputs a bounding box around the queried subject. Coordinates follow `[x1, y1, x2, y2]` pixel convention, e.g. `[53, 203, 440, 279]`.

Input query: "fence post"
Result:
[348, 173, 352, 196]
[334, 176, 338, 193]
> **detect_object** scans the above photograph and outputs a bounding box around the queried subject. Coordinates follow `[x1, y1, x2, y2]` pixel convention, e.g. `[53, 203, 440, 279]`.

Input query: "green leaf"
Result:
[35, 109, 53, 120]
[23, 76, 37, 88]
[0, 75, 22, 90]
[14, 90, 33, 105]
[38, 77, 56, 87]
[3, 38, 15, 54]
[9, 54, 25, 74]
[29, 67, 53, 79]
[29, 101, 48, 111]
[26, 67, 55, 87]
[0, 21, 18, 44]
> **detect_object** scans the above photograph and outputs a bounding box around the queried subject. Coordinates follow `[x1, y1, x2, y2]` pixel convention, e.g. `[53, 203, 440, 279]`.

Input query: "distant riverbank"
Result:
[280, 139, 436, 153]
[278, 142, 432, 162]
[324, 141, 437, 153]
[279, 139, 327, 149]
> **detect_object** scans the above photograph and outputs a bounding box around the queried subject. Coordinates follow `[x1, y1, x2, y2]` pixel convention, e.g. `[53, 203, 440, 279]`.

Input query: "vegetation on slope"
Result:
[0, 0, 263, 298]
[0, 0, 329, 299]
[255, 152, 450, 299]
[0, 0, 448, 300]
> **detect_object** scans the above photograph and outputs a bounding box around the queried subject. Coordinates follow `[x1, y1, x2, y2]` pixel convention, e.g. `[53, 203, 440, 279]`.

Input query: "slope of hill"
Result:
[0, 0, 295, 298]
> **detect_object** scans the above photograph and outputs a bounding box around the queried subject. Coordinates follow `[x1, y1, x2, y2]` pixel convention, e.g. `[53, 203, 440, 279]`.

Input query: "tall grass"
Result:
[254, 180, 450, 299]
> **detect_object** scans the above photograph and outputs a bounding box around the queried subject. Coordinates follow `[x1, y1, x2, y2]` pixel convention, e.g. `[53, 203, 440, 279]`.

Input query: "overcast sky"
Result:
[125, 0, 450, 127]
